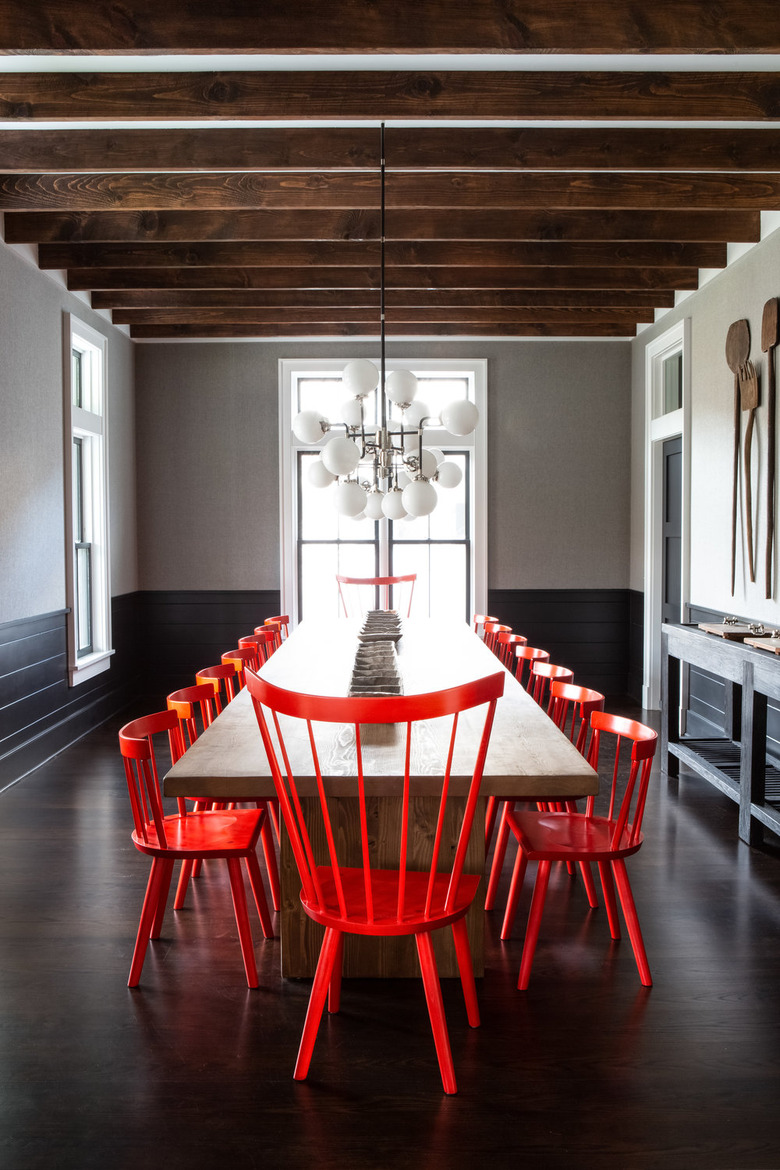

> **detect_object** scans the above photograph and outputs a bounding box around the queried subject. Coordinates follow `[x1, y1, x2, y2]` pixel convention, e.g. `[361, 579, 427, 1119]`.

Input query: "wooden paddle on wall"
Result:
[726, 319, 750, 595]
[762, 298, 779, 598]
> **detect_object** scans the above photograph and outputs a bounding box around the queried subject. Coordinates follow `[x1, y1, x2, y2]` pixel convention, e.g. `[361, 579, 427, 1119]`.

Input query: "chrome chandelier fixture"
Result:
[291, 125, 480, 521]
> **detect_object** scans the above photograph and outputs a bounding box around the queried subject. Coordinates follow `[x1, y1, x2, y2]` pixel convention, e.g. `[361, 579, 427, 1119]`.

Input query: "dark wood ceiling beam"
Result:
[90, 287, 675, 310]
[5, 208, 760, 244]
[2, 71, 780, 122]
[111, 305, 655, 325]
[2, 1, 778, 54]
[3, 172, 780, 211]
[67, 264, 699, 291]
[38, 239, 727, 270]
[4, 127, 780, 173]
[129, 322, 639, 339]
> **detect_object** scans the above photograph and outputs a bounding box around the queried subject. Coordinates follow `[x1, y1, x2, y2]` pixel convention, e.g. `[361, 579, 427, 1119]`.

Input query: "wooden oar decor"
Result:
[726, 319, 750, 595]
[762, 298, 779, 599]
[740, 358, 760, 583]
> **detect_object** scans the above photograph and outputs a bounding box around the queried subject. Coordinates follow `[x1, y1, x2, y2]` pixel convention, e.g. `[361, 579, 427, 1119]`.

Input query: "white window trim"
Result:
[279, 357, 488, 625]
[63, 313, 114, 686]
[643, 318, 691, 710]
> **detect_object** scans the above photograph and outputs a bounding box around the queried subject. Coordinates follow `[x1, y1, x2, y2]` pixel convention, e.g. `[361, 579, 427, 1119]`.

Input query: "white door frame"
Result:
[643, 318, 691, 710]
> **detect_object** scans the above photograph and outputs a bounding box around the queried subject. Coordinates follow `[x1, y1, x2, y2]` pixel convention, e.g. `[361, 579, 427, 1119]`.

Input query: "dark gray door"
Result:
[662, 436, 683, 624]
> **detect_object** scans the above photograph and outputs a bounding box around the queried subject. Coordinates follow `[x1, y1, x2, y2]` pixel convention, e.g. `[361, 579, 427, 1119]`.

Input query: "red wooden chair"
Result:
[530, 661, 574, 714]
[195, 662, 238, 709]
[495, 631, 527, 669]
[240, 629, 277, 666]
[336, 572, 416, 618]
[483, 622, 511, 655]
[484, 681, 605, 910]
[221, 647, 256, 690]
[264, 614, 290, 642]
[118, 710, 274, 989]
[498, 711, 658, 988]
[514, 645, 550, 688]
[167, 684, 282, 912]
[244, 665, 505, 1094]
[472, 613, 498, 637]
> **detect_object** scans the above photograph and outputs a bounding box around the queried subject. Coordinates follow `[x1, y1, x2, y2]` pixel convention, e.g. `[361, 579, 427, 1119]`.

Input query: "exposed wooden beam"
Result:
[3, 172, 779, 211]
[2, 71, 780, 122]
[3, 127, 780, 173]
[5, 208, 760, 244]
[67, 264, 699, 291]
[90, 287, 675, 310]
[37, 239, 727, 270]
[110, 305, 655, 325]
[1, 1, 778, 54]
[128, 322, 640, 339]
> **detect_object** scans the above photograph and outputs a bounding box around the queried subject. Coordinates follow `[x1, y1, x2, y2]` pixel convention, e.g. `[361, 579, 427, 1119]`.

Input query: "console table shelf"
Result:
[662, 623, 780, 846]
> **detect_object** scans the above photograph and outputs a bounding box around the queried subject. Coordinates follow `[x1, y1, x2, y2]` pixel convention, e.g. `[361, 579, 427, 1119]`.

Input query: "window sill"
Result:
[69, 649, 114, 687]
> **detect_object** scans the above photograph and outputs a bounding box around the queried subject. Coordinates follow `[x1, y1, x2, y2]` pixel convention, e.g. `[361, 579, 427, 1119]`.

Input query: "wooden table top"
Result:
[164, 618, 598, 802]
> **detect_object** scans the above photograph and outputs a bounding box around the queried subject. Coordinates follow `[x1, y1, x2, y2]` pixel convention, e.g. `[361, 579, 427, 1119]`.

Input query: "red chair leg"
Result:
[579, 860, 600, 909]
[128, 858, 167, 987]
[597, 860, 621, 938]
[226, 856, 259, 988]
[485, 801, 513, 911]
[173, 858, 194, 911]
[244, 850, 274, 939]
[500, 845, 528, 940]
[268, 797, 281, 845]
[294, 927, 342, 1081]
[484, 795, 498, 850]
[259, 814, 281, 912]
[150, 858, 175, 938]
[451, 918, 480, 1028]
[416, 931, 457, 1095]
[517, 859, 552, 990]
[612, 859, 653, 987]
[328, 931, 345, 1014]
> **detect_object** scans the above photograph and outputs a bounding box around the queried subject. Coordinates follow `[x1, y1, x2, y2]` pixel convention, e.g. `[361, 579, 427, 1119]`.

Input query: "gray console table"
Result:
[661, 622, 780, 846]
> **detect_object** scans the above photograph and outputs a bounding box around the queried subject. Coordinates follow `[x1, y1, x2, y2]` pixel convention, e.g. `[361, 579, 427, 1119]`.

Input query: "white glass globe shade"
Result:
[382, 488, 407, 520]
[403, 401, 430, 429]
[435, 460, 463, 489]
[334, 480, 367, 517]
[340, 398, 364, 429]
[321, 434, 361, 476]
[440, 399, 479, 437]
[364, 490, 386, 521]
[397, 468, 411, 489]
[307, 458, 336, 488]
[292, 410, 328, 444]
[402, 478, 438, 518]
[385, 368, 418, 406]
[343, 359, 379, 397]
[427, 447, 445, 466]
[420, 448, 439, 478]
[352, 511, 367, 522]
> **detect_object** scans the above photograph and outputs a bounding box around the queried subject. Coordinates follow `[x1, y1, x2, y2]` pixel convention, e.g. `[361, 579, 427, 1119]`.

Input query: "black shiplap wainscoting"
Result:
[141, 589, 281, 702]
[0, 593, 140, 791]
[487, 588, 632, 701]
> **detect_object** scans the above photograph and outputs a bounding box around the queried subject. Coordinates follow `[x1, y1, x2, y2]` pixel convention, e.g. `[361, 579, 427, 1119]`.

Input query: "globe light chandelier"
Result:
[291, 124, 479, 522]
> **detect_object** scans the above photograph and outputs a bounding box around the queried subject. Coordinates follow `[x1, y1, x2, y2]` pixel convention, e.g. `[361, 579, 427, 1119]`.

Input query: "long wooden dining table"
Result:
[164, 618, 598, 979]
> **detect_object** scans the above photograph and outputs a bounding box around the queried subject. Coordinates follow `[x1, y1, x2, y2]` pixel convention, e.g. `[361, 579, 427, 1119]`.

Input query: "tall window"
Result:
[280, 359, 487, 624]
[64, 315, 113, 684]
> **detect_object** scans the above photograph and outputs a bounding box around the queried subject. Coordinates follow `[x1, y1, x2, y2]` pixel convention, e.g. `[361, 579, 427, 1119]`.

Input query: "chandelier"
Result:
[291, 125, 480, 521]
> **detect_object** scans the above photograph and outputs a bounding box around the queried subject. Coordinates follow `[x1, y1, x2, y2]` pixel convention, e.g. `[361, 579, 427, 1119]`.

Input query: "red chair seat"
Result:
[303, 867, 481, 936]
[509, 809, 644, 862]
[131, 807, 264, 858]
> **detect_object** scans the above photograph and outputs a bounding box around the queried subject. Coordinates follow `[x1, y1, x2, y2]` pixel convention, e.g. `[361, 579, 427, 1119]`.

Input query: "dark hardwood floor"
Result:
[2, 703, 780, 1169]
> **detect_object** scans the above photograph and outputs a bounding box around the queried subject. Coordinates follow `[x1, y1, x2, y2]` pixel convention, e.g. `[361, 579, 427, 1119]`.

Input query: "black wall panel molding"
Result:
[488, 588, 633, 701]
[0, 593, 141, 792]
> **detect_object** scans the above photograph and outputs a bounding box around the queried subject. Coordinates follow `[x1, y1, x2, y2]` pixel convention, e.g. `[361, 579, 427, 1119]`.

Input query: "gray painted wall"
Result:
[135, 338, 632, 592]
[0, 240, 137, 625]
[630, 224, 780, 626]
